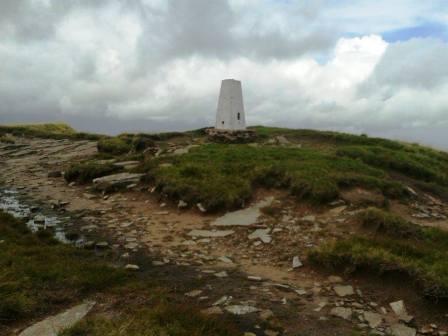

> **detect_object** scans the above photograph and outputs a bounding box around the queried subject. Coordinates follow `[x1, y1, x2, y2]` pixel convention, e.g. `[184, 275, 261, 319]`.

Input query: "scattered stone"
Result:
[248, 229, 272, 244]
[213, 296, 232, 306]
[259, 309, 274, 320]
[93, 173, 144, 191]
[364, 311, 383, 329]
[197, 203, 207, 212]
[301, 215, 316, 222]
[80, 224, 98, 231]
[212, 197, 274, 226]
[83, 193, 97, 200]
[34, 215, 45, 224]
[215, 271, 228, 278]
[154, 211, 169, 215]
[125, 264, 140, 271]
[248, 276, 263, 282]
[124, 242, 138, 250]
[225, 305, 260, 315]
[329, 206, 347, 216]
[330, 307, 353, 320]
[95, 241, 109, 248]
[185, 290, 203, 297]
[218, 256, 233, 264]
[314, 301, 327, 312]
[334, 285, 354, 297]
[152, 261, 165, 266]
[178, 200, 188, 209]
[389, 300, 413, 322]
[292, 256, 303, 269]
[295, 289, 307, 296]
[421, 325, 436, 334]
[19, 301, 95, 336]
[188, 229, 234, 238]
[201, 306, 223, 315]
[328, 275, 343, 283]
[390, 324, 416, 336]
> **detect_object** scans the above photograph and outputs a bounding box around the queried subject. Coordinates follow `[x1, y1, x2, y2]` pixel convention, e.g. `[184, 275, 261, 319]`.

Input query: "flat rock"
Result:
[292, 256, 303, 269]
[125, 264, 140, 271]
[188, 229, 234, 238]
[185, 290, 203, 297]
[334, 285, 354, 297]
[390, 300, 413, 322]
[212, 197, 274, 226]
[390, 324, 417, 336]
[214, 271, 228, 278]
[218, 256, 233, 264]
[330, 307, 352, 320]
[93, 173, 144, 190]
[225, 305, 260, 315]
[364, 311, 383, 328]
[248, 229, 272, 243]
[19, 301, 95, 336]
[328, 275, 343, 283]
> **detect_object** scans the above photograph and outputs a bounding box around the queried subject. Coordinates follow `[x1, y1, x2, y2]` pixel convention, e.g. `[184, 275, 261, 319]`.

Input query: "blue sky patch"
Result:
[382, 22, 447, 42]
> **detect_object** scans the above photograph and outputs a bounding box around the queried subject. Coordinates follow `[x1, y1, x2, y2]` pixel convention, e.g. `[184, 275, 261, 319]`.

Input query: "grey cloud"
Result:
[362, 38, 448, 91]
[0, 0, 447, 151]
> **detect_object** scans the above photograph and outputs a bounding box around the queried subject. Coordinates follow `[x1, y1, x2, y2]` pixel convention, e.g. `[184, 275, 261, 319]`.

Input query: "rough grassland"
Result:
[146, 144, 406, 211]
[141, 127, 448, 210]
[64, 162, 123, 184]
[0, 211, 237, 335]
[0, 211, 127, 324]
[309, 208, 448, 299]
[0, 123, 102, 141]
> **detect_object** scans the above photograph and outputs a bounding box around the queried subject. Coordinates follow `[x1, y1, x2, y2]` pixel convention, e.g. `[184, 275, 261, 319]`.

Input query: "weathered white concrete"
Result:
[215, 79, 246, 130]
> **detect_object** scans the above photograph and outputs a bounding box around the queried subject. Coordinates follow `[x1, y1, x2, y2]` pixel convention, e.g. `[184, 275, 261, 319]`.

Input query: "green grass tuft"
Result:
[0, 123, 103, 141]
[97, 137, 132, 155]
[64, 162, 122, 184]
[59, 304, 238, 336]
[310, 208, 448, 299]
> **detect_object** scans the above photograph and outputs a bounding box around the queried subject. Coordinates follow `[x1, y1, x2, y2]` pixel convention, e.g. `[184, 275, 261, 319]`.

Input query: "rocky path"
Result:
[1, 137, 448, 336]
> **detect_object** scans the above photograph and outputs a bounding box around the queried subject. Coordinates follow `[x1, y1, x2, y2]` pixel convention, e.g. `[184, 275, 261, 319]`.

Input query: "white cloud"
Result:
[0, 0, 447, 149]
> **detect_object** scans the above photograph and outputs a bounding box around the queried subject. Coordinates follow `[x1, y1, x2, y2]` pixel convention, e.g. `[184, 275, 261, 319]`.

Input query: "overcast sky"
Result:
[0, 0, 447, 149]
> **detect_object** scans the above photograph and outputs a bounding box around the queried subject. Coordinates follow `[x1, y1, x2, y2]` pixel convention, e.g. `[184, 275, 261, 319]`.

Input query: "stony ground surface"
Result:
[1, 137, 448, 336]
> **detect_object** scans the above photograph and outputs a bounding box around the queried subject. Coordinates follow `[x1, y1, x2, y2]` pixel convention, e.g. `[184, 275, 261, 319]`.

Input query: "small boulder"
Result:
[330, 307, 352, 320]
[333, 285, 354, 297]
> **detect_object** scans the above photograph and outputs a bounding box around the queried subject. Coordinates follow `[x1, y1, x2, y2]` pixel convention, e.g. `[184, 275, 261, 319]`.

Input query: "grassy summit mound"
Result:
[141, 127, 447, 210]
[147, 144, 405, 210]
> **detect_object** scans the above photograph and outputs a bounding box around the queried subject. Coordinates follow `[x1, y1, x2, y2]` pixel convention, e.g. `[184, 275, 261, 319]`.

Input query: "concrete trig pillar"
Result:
[215, 79, 246, 131]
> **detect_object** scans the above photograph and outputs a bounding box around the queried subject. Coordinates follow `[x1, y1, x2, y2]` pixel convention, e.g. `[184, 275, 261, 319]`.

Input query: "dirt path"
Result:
[1, 137, 448, 336]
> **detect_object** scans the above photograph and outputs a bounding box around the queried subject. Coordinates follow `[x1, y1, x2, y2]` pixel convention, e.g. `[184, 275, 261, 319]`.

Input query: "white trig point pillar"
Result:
[215, 79, 246, 131]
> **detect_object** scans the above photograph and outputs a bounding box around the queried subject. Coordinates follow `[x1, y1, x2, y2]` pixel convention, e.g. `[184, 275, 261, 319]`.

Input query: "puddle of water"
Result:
[0, 188, 84, 246]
